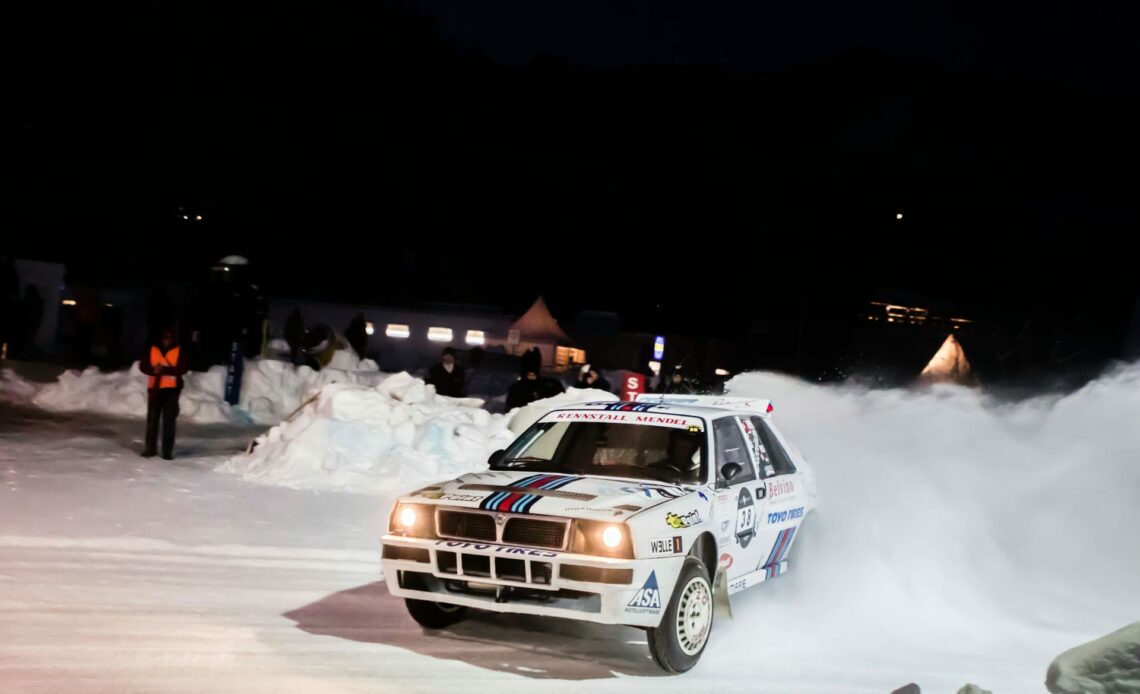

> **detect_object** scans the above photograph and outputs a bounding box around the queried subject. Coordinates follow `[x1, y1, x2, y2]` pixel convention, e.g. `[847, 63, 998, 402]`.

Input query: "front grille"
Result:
[503, 518, 567, 549]
[437, 510, 496, 542]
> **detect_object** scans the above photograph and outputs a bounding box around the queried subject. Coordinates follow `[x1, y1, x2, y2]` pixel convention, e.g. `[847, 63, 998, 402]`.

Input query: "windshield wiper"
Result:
[501, 456, 551, 465]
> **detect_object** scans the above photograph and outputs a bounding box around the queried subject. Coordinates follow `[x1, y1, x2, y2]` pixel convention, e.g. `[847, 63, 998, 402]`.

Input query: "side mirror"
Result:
[487, 449, 506, 466]
[720, 462, 742, 482]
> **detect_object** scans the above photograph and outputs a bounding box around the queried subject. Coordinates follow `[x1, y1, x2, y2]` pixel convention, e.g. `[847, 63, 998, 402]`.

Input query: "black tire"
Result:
[400, 572, 467, 629]
[647, 557, 714, 673]
[404, 597, 467, 629]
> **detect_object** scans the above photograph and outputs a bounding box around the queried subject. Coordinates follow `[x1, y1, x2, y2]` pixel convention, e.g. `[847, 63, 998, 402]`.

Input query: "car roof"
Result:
[551, 399, 769, 420]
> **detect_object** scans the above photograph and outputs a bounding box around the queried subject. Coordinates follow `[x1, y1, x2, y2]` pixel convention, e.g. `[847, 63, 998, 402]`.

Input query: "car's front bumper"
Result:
[381, 535, 684, 628]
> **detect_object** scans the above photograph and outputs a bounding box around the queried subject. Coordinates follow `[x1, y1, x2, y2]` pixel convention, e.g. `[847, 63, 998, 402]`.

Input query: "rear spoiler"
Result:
[634, 393, 774, 415]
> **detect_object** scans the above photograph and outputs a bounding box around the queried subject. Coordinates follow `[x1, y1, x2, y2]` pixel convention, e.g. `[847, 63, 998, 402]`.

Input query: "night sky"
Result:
[9, 1, 1139, 336]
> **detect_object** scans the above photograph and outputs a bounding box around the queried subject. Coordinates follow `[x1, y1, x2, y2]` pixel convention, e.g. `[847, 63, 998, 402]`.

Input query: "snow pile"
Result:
[221, 383, 615, 494]
[710, 361, 1140, 685]
[219, 372, 512, 493]
[29, 353, 385, 425]
[0, 368, 39, 403]
[1046, 621, 1140, 694]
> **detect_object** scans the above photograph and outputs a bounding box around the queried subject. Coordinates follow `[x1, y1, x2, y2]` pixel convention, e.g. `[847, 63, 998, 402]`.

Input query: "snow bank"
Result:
[0, 368, 39, 403]
[28, 353, 385, 425]
[221, 383, 616, 495]
[712, 361, 1140, 682]
[1046, 622, 1140, 694]
[219, 372, 511, 493]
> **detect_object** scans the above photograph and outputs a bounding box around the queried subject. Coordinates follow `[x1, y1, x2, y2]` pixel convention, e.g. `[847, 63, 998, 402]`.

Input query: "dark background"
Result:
[7, 1, 1139, 382]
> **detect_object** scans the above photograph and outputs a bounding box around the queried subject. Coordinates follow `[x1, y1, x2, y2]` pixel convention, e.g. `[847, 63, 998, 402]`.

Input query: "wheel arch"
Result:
[689, 531, 718, 579]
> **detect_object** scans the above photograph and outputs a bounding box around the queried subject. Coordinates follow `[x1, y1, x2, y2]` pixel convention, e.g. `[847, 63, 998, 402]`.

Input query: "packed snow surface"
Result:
[22, 352, 384, 425]
[2, 360, 1139, 692]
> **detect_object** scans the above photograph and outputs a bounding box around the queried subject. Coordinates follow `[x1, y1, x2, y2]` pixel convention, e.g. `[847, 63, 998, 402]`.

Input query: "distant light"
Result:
[182, 215, 189, 220]
[896, 213, 903, 220]
[385, 323, 410, 339]
[653, 335, 665, 361]
[427, 327, 453, 342]
[103, 303, 114, 308]
[61, 299, 77, 306]
[364, 321, 375, 336]
[715, 368, 730, 377]
[195, 215, 202, 221]
[648, 360, 661, 375]
[465, 329, 485, 346]
[222, 267, 230, 272]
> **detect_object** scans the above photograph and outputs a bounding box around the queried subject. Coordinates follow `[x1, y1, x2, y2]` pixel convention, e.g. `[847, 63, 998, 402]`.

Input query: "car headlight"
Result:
[602, 525, 623, 548]
[389, 503, 435, 538]
[570, 520, 632, 558]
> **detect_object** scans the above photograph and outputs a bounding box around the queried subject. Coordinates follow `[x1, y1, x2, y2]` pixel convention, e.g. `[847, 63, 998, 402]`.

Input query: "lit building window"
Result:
[386, 324, 410, 339]
[61, 299, 77, 306]
[427, 327, 453, 342]
[465, 330, 485, 346]
[365, 321, 375, 336]
[555, 346, 586, 366]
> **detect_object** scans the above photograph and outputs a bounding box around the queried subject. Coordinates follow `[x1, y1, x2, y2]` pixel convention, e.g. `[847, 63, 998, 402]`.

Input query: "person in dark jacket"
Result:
[344, 312, 368, 358]
[284, 308, 304, 364]
[506, 366, 565, 410]
[427, 347, 466, 397]
[138, 327, 189, 459]
[658, 367, 696, 394]
[574, 365, 611, 393]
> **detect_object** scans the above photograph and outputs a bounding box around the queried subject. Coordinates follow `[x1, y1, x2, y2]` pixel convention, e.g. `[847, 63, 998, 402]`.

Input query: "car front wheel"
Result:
[405, 598, 466, 629]
[400, 573, 467, 629]
[647, 557, 714, 672]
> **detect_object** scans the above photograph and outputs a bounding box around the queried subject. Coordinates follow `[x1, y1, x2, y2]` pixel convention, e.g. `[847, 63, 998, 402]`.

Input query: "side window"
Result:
[714, 417, 757, 485]
[751, 416, 796, 475]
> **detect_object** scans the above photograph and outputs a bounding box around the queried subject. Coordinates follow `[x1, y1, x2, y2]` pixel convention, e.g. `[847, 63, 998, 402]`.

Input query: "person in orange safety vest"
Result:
[138, 327, 189, 459]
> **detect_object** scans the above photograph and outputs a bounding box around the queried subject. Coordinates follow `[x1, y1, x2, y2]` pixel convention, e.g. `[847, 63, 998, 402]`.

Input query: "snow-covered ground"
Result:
[2, 361, 1138, 692]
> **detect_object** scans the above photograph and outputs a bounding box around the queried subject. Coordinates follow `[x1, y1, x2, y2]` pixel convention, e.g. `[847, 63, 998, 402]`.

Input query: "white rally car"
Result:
[381, 394, 816, 672]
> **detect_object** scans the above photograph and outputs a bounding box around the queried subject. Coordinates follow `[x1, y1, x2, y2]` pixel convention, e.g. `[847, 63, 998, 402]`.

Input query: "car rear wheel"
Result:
[647, 557, 714, 673]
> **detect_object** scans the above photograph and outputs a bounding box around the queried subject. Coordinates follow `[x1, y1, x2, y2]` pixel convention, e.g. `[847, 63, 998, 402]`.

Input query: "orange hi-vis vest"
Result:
[148, 346, 182, 389]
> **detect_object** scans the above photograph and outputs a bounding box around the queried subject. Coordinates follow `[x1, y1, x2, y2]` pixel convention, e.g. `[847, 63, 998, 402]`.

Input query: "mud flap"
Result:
[713, 568, 733, 620]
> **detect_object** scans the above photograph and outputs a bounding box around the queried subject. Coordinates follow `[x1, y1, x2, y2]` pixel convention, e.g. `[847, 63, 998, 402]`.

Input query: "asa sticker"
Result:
[626, 571, 662, 613]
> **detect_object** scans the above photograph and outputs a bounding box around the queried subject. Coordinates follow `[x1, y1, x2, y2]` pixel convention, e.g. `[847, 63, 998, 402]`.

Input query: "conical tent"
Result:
[509, 296, 570, 343]
[919, 333, 972, 384]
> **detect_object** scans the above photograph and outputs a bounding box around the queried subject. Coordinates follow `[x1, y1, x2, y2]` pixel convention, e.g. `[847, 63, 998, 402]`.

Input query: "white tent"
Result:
[919, 333, 973, 385]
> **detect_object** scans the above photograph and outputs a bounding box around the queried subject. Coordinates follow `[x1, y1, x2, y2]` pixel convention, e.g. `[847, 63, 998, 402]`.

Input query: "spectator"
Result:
[284, 308, 304, 364]
[344, 312, 368, 358]
[427, 346, 466, 397]
[658, 366, 695, 394]
[506, 365, 565, 410]
[574, 364, 611, 393]
[138, 327, 189, 460]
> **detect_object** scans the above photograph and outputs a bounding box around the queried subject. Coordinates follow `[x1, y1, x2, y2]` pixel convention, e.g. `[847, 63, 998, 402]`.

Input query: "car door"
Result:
[711, 416, 769, 581]
[748, 416, 805, 573]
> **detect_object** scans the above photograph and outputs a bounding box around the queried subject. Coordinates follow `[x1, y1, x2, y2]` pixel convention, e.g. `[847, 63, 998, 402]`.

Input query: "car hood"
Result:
[404, 470, 706, 521]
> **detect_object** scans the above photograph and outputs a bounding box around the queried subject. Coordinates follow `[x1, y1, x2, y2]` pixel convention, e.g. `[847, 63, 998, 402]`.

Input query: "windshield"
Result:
[493, 421, 707, 485]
